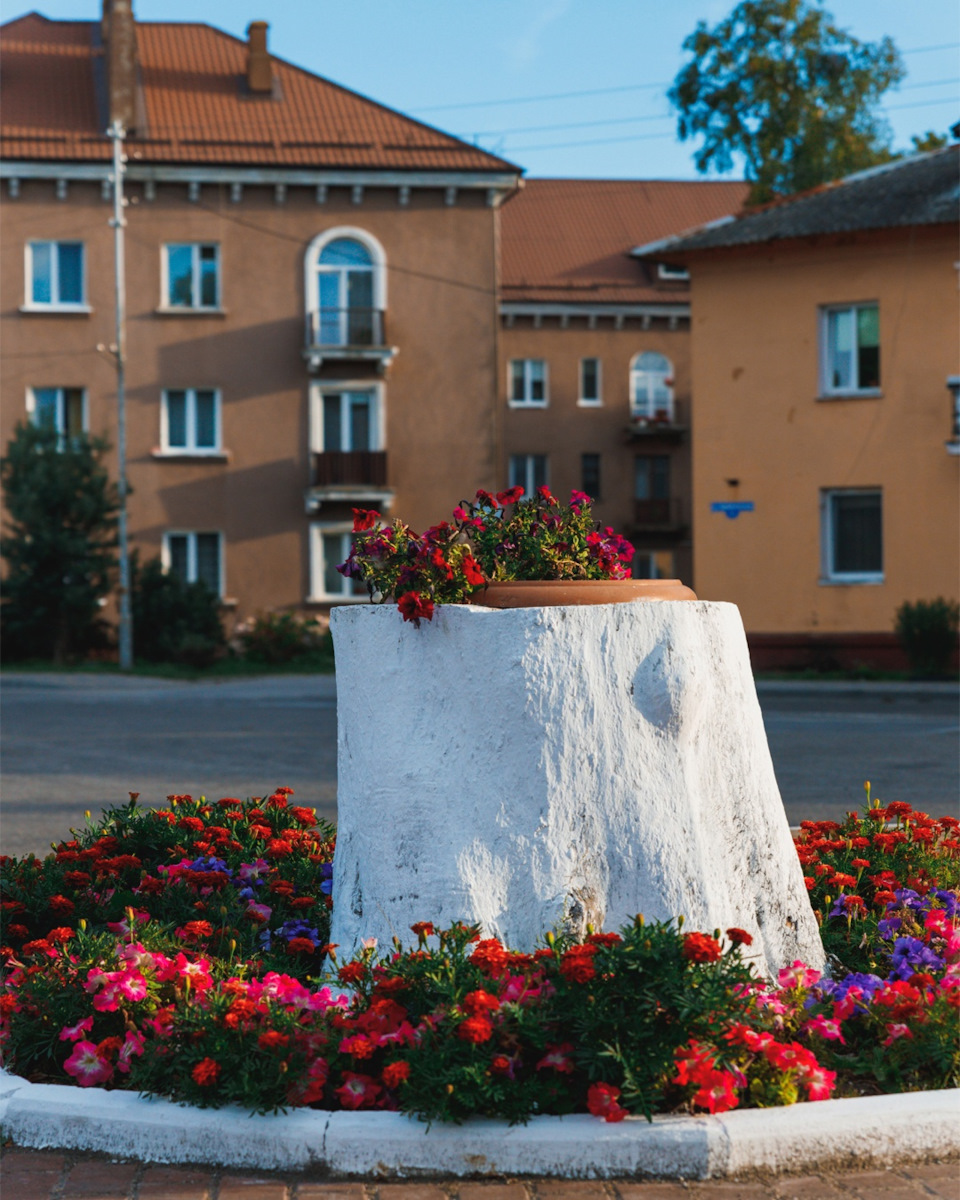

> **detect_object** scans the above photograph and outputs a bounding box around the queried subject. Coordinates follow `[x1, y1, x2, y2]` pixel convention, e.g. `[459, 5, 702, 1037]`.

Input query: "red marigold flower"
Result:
[397, 590, 435, 625]
[46, 927, 75, 943]
[63, 870, 91, 888]
[21, 938, 55, 957]
[491, 1054, 512, 1075]
[180, 920, 214, 940]
[830, 873, 858, 889]
[266, 839, 293, 859]
[851, 858, 871, 869]
[288, 806, 317, 827]
[725, 928, 753, 946]
[48, 895, 74, 915]
[224, 999, 258, 1028]
[457, 1015, 494, 1043]
[462, 989, 500, 1016]
[682, 933, 722, 963]
[586, 932, 622, 946]
[470, 938, 510, 977]
[560, 945, 598, 983]
[191, 1057, 221, 1087]
[258, 1031, 290, 1050]
[338, 961, 366, 985]
[178, 817, 205, 832]
[586, 1081, 627, 1122]
[286, 937, 316, 955]
[410, 922, 435, 938]
[7, 924, 29, 941]
[382, 1060, 410, 1088]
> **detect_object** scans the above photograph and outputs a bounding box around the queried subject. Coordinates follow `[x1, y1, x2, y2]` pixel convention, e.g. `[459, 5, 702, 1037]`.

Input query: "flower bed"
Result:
[1, 789, 957, 1122]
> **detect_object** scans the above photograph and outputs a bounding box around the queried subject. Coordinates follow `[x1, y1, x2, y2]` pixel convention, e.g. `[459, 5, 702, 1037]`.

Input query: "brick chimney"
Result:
[246, 21, 273, 94]
[102, 0, 138, 132]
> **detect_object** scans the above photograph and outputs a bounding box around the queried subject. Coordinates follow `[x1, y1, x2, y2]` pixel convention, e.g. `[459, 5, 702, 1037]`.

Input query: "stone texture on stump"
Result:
[329, 601, 824, 977]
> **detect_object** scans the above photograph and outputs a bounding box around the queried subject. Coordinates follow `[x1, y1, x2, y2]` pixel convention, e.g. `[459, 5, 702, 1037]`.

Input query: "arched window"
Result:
[630, 352, 674, 420]
[305, 228, 386, 349]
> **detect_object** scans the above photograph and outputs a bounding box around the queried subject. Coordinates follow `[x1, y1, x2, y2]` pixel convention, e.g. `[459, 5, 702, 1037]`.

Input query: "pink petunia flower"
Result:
[59, 1016, 95, 1042]
[63, 1040, 114, 1086]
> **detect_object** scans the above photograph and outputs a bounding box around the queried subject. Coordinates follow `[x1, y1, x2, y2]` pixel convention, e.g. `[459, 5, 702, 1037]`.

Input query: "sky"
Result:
[5, 0, 959, 179]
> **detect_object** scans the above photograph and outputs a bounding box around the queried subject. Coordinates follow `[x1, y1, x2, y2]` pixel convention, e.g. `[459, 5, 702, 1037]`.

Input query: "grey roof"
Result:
[633, 146, 959, 258]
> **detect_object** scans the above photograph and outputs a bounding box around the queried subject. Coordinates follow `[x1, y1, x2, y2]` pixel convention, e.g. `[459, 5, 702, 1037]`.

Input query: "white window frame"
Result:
[820, 488, 884, 585]
[162, 530, 225, 597]
[657, 262, 689, 281]
[23, 240, 89, 311]
[304, 227, 388, 328]
[161, 243, 221, 311]
[578, 357, 602, 406]
[508, 453, 548, 497]
[160, 388, 222, 454]
[308, 522, 369, 602]
[509, 359, 548, 408]
[630, 352, 675, 420]
[26, 386, 88, 439]
[309, 381, 385, 453]
[819, 302, 881, 397]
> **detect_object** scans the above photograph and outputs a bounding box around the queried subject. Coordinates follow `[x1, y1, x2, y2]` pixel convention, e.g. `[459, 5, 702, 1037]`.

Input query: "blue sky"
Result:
[7, 0, 959, 178]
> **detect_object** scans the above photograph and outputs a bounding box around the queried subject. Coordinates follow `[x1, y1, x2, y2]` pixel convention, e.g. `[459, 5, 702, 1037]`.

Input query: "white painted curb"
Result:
[2, 1069, 957, 1178]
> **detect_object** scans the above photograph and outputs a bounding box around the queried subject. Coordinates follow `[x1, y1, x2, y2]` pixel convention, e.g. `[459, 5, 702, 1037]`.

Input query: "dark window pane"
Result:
[652, 456, 670, 499]
[531, 455, 547, 491]
[530, 361, 545, 402]
[581, 358, 599, 401]
[581, 453, 601, 499]
[511, 362, 525, 402]
[58, 243, 83, 303]
[508, 454, 524, 489]
[195, 533, 221, 593]
[34, 388, 58, 428]
[323, 394, 342, 451]
[199, 247, 218, 307]
[833, 493, 882, 574]
[195, 391, 216, 448]
[349, 396, 371, 452]
[633, 552, 655, 579]
[167, 245, 193, 307]
[64, 389, 84, 438]
[32, 243, 52, 303]
[166, 391, 187, 447]
[168, 534, 189, 583]
[323, 533, 344, 594]
[635, 456, 670, 500]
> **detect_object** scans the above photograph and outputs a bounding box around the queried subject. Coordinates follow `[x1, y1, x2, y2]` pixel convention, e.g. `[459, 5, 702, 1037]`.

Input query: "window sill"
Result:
[151, 449, 231, 463]
[508, 401, 549, 410]
[818, 576, 885, 587]
[154, 307, 227, 317]
[577, 399, 603, 408]
[220, 597, 239, 609]
[19, 304, 92, 315]
[817, 390, 883, 401]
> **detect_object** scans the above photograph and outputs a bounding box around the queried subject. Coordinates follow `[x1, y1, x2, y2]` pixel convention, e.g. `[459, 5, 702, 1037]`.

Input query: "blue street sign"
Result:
[710, 501, 755, 520]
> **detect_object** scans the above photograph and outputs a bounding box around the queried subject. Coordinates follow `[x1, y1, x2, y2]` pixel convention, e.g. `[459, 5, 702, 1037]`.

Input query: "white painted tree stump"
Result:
[329, 601, 824, 977]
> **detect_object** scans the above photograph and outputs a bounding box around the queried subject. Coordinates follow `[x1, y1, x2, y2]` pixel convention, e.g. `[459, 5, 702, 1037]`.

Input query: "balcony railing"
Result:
[311, 450, 388, 489]
[633, 497, 685, 530]
[628, 398, 687, 436]
[306, 308, 386, 348]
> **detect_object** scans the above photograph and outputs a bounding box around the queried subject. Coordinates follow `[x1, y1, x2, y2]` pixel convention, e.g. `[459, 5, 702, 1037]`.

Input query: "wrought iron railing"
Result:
[306, 308, 385, 348]
[311, 450, 388, 488]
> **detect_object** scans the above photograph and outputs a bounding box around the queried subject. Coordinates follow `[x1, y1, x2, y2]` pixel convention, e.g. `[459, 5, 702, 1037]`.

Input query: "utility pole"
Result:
[108, 119, 133, 671]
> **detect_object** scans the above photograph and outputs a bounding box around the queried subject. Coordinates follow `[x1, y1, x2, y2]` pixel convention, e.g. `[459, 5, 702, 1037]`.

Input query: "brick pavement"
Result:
[1, 1148, 957, 1200]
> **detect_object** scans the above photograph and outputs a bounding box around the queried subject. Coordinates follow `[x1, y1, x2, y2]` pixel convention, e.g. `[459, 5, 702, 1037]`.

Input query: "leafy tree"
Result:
[911, 131, 949, 153]
[670, 0, 905, 204]
[130, 555, 225, 667]
[1, 422, 119, 662]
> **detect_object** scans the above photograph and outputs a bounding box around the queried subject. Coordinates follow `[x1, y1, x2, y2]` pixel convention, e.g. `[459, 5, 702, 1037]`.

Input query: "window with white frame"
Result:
[630, 352, 674, 419]
[305, 228, 387, 348]
[509, 453, 548, 497]
[26, 241, 85, 308]
[509, 359, 547, 407]
[657, 262, 689, 281]
[311, 388, 381, 453]
[310, 524, 368, 600]
[821, 303, 880, 394]
[821, 489, 883, 583]
[164, 531, 223, 595]
[27, 387, 86, 441]
[163, 244, 220, 309]
[579, 357, 601, 405]
[161, 389, 220, 453]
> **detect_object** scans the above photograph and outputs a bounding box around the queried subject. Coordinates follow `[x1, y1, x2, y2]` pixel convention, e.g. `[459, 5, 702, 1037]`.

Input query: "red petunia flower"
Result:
[397, 591, 435, 626]
[586, 1081, 627, 1122]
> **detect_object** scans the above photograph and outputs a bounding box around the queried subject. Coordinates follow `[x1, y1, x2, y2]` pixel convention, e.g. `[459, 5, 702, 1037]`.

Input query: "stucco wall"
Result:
[1, 181, 501, 619]
[687, 226, 959, 634]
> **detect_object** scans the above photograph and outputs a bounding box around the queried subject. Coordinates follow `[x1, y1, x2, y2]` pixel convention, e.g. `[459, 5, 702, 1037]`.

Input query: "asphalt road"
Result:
[1, 672, 956, 858]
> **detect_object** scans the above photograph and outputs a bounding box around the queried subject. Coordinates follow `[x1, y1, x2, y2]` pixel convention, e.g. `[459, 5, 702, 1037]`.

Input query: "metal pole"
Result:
[109, 119, 133, 670]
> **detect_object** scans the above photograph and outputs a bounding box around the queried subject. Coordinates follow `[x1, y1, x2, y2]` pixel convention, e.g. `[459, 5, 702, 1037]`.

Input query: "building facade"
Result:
[497, 179, 747, 587]
[1, 8, 519, 625]
[636, 150, 960, 668]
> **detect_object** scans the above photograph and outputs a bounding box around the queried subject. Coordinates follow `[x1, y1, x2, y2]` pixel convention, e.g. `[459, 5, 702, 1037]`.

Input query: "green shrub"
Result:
[238, 610, 331, 665]
[130, 556, 225, 667]
[894, 597, 959, 679]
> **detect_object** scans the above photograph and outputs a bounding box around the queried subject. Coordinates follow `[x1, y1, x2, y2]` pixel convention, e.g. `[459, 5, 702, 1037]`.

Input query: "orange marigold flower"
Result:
[338, 962, 366, 985]
[286, 937, 316, 955]
[682, 933, 722, 963]
[382, 1060, 410, 1088]
[191, 1057, 221, 1086]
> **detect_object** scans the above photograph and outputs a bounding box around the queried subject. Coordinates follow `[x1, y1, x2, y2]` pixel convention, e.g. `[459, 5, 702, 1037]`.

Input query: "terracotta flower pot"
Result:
[473, 579, 697, 609]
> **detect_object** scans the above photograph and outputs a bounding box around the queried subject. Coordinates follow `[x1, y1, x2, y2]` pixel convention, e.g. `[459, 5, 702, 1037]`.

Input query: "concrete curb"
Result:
[2, 1070, 957, 1179]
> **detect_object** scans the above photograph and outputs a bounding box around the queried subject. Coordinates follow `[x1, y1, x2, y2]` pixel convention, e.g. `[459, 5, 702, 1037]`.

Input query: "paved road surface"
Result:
[1, 673, 956, 857]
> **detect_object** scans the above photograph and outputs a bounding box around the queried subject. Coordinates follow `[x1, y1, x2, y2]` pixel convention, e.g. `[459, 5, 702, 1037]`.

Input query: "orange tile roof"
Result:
[500, 178, 750, 304]
[0, 13, 518, 174]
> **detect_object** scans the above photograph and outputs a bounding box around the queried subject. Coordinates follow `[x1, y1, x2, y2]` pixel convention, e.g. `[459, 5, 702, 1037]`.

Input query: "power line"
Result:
[458, 112, 673, 139]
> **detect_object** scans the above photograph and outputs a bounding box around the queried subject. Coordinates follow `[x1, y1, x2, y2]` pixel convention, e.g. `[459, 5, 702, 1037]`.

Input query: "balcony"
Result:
[947, 375, 960, 456]
[627, 398, 688, 440]
[304, 308, 396, 372]
[305, 450, 394, 514]
[633, 497, 687, 536]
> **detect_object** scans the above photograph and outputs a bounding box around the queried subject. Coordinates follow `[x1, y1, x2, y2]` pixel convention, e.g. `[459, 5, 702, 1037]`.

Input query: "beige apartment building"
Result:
[497, 178, 747, 586]
[637, 148, 960, 669]
[0, 7, 519, 625]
